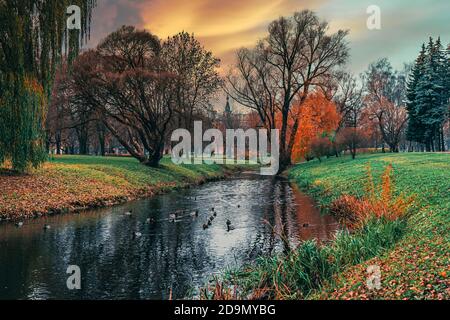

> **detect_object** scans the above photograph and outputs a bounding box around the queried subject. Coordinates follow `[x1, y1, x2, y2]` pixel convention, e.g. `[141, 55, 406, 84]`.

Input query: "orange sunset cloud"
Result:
[137, 0, 326, 68]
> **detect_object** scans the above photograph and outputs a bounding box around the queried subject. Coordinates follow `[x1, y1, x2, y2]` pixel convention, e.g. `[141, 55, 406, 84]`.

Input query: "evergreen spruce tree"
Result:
[434, 38, 449, 150]
[446, 43, 450, 119]
[406, 38, 450, 151]
[0, 1, 96, 171]
[406, 44, 427, 144]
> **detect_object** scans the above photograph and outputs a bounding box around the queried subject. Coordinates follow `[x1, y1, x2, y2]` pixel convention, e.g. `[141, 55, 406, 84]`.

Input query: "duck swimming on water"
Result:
[190, 210, 199, 217]
[226, 219, 235, 232]
[133, 231, 142, 239]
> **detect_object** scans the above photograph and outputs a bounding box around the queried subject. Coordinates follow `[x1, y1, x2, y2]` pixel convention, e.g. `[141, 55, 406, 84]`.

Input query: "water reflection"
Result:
[0, 173, 337, 300]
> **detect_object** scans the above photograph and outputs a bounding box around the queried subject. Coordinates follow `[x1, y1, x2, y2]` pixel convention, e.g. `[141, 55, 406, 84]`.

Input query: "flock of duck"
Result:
[15, 221, 51, 230]
[13, 203, 312, 240]
[123, 205, 236, 238]
[14, 205, 236, 237]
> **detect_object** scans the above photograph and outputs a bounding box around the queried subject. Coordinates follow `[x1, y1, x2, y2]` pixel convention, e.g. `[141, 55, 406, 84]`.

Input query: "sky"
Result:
[86, 0, 449, 108]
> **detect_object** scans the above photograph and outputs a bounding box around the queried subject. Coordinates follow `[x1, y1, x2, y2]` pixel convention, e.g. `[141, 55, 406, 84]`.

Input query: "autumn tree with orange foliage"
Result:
[276, 92, 340, 163]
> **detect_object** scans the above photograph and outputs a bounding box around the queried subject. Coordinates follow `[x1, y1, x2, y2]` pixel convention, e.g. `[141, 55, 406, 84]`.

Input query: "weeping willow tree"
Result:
[0, 0, 96, 172]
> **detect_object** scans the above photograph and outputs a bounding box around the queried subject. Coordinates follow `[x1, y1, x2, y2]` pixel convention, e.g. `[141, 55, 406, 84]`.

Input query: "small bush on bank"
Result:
[329, 164, 415, 229]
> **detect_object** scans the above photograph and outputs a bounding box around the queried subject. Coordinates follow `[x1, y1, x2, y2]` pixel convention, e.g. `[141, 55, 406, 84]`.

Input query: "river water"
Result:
[0, 172, 337, 299]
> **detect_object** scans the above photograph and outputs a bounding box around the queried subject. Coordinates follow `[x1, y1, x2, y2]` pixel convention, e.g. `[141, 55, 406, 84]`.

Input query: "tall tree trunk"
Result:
[56, 131, 62, 155]
[97, 122, 106, 156]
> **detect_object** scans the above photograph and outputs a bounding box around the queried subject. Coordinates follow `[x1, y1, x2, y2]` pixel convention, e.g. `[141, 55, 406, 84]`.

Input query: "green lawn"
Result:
[289, 153, 449, 299]
[48, 155, 235, 188]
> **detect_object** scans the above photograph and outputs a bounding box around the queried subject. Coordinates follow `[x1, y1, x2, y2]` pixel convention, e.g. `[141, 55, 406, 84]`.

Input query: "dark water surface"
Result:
[0, 173, 337, 299]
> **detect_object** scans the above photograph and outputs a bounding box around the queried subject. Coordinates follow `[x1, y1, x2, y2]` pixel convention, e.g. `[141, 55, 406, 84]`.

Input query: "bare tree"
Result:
[48, 63, 96, 155]
[226, 45, 279, 133]
[364, 59, 408, 152]
[66, 26, 222, 166]
[227, 11, 349, 172]
[71, 26, 177, 166]
[162, 32, 222, 131]
[330, 72, 364, 156]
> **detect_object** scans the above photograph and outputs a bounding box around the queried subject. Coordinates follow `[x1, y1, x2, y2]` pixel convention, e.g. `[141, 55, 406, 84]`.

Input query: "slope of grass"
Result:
[0, 155, 244, 221]
[289, 153, 449, 299]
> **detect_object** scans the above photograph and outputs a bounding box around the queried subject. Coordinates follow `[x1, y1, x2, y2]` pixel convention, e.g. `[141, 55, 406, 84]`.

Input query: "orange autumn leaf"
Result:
[276, 92, 340, 162]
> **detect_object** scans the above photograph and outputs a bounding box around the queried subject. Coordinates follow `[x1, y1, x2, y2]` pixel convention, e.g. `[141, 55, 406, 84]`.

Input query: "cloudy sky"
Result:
[87, 0, 449, 75]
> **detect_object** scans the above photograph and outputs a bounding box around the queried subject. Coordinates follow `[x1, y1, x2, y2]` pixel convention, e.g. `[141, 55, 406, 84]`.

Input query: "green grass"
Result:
[48, 155, 235, 187]
[289, 153, 450, 236]
[202, 153, 449, 300]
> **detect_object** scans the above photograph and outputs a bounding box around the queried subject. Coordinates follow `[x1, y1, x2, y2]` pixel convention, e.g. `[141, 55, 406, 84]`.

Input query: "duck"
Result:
[133, 231, 142, 238]
[169, 213, 176, 221]
[43, 224, 51, 230]
[213, 212, 217, 217]
[211, 207, 215, 212]
[227, 224, 235, 232]
[226, 219, 235, 231]
[15, 221, 24, 228]
[237, 205, 241, 208]
[203, 223, 208, 230]
[146, 217, 155, 224]
[207, 220, 212, 226]
[124, 210, 132, 216]
[190, 210, 199, 217]
[226, 220, 235, 232]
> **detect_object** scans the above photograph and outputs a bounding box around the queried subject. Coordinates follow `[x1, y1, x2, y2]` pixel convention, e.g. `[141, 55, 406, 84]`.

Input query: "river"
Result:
[0, 172, 337, 299]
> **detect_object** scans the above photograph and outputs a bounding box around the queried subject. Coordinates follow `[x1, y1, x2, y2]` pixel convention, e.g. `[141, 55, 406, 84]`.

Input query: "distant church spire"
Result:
[224, 95, 232, 114]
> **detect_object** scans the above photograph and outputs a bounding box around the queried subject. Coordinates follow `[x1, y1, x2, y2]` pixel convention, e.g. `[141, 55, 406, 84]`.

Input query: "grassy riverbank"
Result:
[0, 155, 244, 221]
[290, 153, 449, 299]
[204, 153, 449, 300]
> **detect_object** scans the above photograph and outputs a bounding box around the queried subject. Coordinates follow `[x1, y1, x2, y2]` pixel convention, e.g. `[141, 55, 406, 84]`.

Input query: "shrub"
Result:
[335, 127, 369, 159]
[308, 137, 333, 162]
[330, 164, 415, 229]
